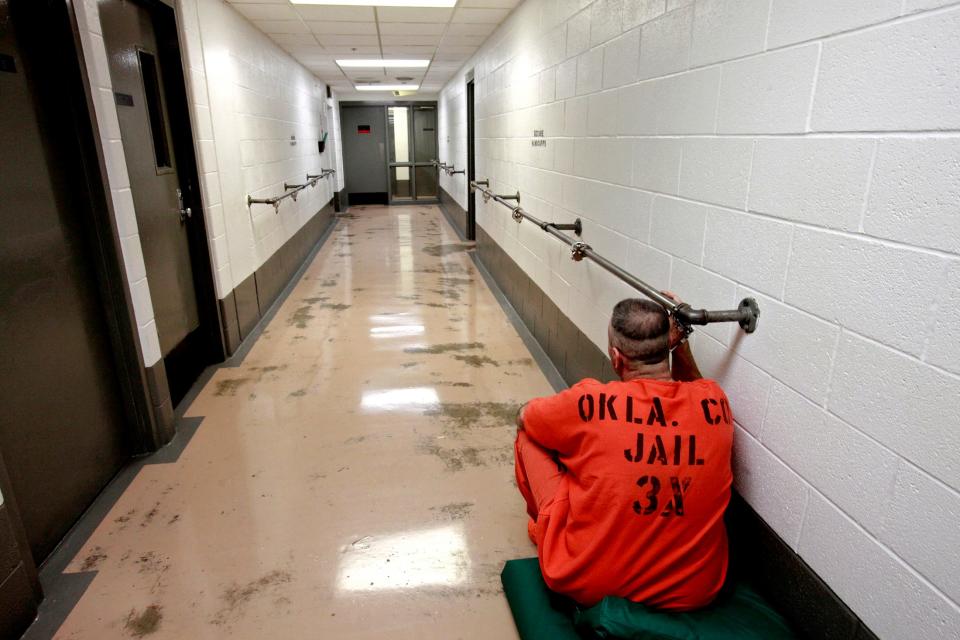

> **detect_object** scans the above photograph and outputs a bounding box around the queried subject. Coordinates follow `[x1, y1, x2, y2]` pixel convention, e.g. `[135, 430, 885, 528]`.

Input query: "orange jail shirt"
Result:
[522, 377, 734, 610]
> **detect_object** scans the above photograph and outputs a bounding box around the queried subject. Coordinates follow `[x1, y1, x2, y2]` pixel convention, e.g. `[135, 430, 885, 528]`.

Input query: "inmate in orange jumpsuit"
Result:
[515, 377, 733, 610]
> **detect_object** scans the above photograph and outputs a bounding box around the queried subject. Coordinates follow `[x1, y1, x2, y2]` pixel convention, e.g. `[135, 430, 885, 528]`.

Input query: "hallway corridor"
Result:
[45, 206, 552, 639]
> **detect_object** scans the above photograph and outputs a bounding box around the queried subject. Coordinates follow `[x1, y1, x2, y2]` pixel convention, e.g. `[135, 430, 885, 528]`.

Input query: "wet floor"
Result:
[46, 205, 554, 639]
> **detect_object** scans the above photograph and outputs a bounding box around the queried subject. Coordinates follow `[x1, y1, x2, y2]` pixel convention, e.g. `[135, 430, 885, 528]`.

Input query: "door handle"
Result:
[176, 188, 192, 223]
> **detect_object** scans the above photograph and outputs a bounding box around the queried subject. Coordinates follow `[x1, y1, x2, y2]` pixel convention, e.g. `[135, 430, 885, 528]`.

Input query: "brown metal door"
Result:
[0, 1, 130, 563]
[100, 0, 200, 358]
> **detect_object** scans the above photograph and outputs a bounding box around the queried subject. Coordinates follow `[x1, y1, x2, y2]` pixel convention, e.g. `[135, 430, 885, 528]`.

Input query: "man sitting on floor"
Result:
[514, 295, 733, 611]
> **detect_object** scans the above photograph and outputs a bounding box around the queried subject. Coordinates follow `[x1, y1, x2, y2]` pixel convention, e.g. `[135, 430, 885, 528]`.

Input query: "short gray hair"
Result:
[610, 299, 669, 365]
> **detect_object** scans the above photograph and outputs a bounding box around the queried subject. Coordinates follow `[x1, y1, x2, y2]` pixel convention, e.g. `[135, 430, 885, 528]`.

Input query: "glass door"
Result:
[387, 104, 438, 202]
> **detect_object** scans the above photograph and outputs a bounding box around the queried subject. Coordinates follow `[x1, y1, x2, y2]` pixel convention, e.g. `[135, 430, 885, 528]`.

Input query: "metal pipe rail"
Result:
[469, 178, 760, 333]
[248, 169, 336, 212]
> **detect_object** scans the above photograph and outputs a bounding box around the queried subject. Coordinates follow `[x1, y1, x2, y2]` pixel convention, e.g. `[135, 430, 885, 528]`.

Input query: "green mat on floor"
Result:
[501, 558, 795, 640]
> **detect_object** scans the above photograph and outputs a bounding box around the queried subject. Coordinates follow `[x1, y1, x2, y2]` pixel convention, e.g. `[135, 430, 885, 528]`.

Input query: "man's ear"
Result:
[609, 346, 624, 375]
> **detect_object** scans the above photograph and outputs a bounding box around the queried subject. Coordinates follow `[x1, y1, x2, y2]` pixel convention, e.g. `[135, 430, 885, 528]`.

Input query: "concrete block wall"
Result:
[182, 0, 340, 298]
[437, 0, 960, 636]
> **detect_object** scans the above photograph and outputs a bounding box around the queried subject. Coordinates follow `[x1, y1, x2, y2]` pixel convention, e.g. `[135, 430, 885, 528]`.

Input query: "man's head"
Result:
[607, 298, 670, 380]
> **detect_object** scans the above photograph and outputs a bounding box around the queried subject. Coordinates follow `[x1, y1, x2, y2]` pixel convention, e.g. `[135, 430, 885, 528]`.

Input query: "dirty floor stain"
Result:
[47, 204, 554, 640]
[124, 605, 162, 637]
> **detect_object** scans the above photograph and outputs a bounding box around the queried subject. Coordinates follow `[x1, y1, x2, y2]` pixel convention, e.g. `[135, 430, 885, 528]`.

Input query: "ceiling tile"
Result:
[293, 5, 375, 21]
[380, 45, 438, 55]
[383, 65, 432, 74]
[320, 45, 382, 54]
[228, 0, 288, 4]
[451, 8, 511, 23]
[445, 22, 497, 36]
[270, 33, 321, 46]
[307, 21, 378, 35]
[255, 19, 310, 34]
[316, 34, 380, 46]
[231, 3, 299, 21]
[289, 54, 331, 66]
[458, 0, 520, 7]
[375, 7, 453, 23]
[436, 44, 478, 54]
[440, 34, 487, 46]
[379, 34, 441, 46]
[377, 22, 447, 35]
[433, 50, 472, 62]
[280, 44, 325, 55]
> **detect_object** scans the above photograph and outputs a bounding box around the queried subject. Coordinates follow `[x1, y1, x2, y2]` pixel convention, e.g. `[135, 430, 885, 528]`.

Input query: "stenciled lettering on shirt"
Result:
[575, 391, 732, 518]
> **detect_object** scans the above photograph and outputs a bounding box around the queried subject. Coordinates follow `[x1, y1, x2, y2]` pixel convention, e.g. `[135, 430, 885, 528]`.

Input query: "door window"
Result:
[137, 49, 172, 172]
[386, 104, 438, 202]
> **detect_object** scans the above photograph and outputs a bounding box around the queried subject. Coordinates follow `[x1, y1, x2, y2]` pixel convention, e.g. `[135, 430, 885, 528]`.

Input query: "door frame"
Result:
[466, 78, 476, 240]
[108, 0, 226, 412]
[385, 103, 439, 204]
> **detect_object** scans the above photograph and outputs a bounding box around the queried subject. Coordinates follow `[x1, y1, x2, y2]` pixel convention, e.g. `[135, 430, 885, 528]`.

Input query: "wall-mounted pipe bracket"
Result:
[571, 241, 590, 262]
[545, 218, 582, 236]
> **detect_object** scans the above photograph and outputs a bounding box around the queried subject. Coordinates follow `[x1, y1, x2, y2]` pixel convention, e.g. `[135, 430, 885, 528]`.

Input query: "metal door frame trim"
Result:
[383, 102, 439, 204]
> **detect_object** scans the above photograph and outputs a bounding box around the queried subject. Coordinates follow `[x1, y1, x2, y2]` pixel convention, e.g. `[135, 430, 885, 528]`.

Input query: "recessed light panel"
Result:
[355, 85, 420, 91]
[336, 59, 430, 68]
[294, 0, 455, 6]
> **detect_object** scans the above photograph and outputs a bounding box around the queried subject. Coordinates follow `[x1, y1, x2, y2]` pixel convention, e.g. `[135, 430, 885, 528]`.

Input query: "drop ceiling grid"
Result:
[227, 0, 520, 94]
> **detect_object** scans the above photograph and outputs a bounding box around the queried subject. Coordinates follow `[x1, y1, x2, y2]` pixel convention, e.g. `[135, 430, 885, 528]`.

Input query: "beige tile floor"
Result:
[51, 205, 555, 639]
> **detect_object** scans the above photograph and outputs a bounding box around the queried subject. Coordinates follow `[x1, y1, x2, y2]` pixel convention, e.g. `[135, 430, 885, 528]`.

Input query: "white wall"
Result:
[72, 0, 342, 366]
[180, 0, 340, 297]
[437, 0, 960, 637]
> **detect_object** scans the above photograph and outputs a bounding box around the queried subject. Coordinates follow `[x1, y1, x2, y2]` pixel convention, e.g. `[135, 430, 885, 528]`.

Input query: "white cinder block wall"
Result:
[182, 0, 340, 298]
[73, 0, 342, 367]
[438, 0, 960, 636]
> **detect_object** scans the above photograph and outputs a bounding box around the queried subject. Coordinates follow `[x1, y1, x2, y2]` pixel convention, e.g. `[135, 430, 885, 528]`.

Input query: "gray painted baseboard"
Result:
[438, 186, 468, 241]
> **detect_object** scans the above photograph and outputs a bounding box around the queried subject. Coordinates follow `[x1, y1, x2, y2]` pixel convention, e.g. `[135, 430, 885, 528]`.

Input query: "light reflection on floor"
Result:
[336, 524, 469, 593]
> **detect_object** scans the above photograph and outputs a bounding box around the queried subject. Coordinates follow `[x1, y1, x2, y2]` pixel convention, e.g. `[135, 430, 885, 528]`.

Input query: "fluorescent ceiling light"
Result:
[294, 0, 455, 6]
[337, 59, 430, 68]
[355, 84, 419, 91]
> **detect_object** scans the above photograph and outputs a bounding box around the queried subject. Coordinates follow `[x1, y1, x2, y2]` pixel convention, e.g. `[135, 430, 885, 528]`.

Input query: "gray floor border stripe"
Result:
[21, 215, 341, 640]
